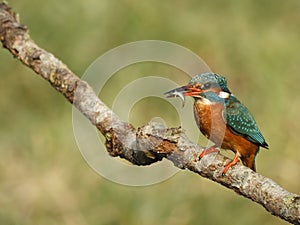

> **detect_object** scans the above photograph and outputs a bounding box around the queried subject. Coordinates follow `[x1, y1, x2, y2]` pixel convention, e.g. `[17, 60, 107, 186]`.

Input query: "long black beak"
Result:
[165, 84, 203, 97]
[164, 85, 191, 107]
[164, 85, 190, 99]
[164, 85, 204, 107]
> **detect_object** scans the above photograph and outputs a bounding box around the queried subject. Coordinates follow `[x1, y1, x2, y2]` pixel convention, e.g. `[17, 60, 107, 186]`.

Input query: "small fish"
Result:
[164, 87, 186, 107]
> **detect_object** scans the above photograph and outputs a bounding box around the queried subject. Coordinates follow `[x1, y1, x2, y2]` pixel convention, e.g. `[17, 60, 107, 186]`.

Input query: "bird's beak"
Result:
[164, 85, 203, 106]
[164, 85, 203, 98]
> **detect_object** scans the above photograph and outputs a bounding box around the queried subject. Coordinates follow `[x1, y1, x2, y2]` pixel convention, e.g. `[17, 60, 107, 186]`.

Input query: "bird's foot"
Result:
[199, 145, 219, 158]
[222, 153, 240, 175]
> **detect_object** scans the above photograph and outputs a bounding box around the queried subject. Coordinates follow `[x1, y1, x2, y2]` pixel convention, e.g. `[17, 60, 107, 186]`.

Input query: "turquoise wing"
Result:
[225, 96, 268, 148]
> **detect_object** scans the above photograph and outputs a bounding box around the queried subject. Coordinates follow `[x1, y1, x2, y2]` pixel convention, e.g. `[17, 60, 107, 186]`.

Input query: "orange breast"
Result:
[194, 99, 259, 170]
[193, 99, 226, 147]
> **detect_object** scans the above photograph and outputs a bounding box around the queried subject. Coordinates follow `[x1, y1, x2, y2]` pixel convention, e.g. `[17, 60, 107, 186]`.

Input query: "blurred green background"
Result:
[1, 0, 300, 224]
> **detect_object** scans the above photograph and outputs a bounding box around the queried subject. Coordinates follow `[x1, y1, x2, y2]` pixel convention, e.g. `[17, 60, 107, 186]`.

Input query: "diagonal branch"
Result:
[0, 3, 299, 224]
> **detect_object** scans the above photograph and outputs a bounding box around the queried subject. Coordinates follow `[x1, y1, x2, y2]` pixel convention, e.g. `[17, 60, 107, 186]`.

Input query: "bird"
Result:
[165, 72, 268, 174]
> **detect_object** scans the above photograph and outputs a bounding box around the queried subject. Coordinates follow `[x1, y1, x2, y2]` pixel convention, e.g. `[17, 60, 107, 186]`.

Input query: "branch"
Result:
[0, 3, 299, 224]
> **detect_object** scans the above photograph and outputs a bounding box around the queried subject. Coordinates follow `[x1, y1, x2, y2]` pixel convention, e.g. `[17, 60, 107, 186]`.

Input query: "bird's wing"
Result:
[224, 97, 268, 147]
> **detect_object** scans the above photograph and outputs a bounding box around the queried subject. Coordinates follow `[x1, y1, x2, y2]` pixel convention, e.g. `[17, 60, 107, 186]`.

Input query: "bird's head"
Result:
[165, 73, 231, 104]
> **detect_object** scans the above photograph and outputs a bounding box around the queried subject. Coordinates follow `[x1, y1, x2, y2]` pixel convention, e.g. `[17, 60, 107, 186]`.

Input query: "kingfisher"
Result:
[165, 72, 269, 174]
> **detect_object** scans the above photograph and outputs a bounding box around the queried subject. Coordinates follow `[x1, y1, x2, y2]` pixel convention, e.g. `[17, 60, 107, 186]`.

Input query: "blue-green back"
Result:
[225, 95, 268, 148]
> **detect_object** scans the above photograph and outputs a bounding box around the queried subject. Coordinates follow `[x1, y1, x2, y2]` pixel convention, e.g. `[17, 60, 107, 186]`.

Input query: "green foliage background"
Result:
[0, 1, 299, 224]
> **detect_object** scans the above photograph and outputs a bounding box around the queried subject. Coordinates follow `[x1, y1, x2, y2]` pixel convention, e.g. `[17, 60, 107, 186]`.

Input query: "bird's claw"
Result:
[221, 154, 240, 175]
[199, 145, 219, 159]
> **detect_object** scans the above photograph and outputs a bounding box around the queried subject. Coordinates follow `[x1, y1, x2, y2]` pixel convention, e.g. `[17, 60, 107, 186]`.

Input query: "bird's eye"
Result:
[202, 82, 211, 89]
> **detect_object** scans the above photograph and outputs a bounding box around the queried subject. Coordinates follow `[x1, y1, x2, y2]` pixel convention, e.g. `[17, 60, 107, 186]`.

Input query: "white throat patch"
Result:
[195, 96, 213, 105]
[218, 91, 230, 99]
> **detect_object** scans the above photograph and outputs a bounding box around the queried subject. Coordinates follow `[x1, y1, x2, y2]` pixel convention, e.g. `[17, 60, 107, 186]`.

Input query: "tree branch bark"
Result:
[0, 3, 299, 224]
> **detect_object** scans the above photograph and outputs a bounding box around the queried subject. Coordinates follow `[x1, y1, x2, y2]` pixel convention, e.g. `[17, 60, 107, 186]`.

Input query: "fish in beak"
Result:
[164, 85, 203, 107]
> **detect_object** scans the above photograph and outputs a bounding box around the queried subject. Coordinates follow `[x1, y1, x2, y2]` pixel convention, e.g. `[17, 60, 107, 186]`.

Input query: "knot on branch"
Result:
[102, 121, 189, 167]
[136, 122, 190, 169]
[137, 122, 182, 154]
